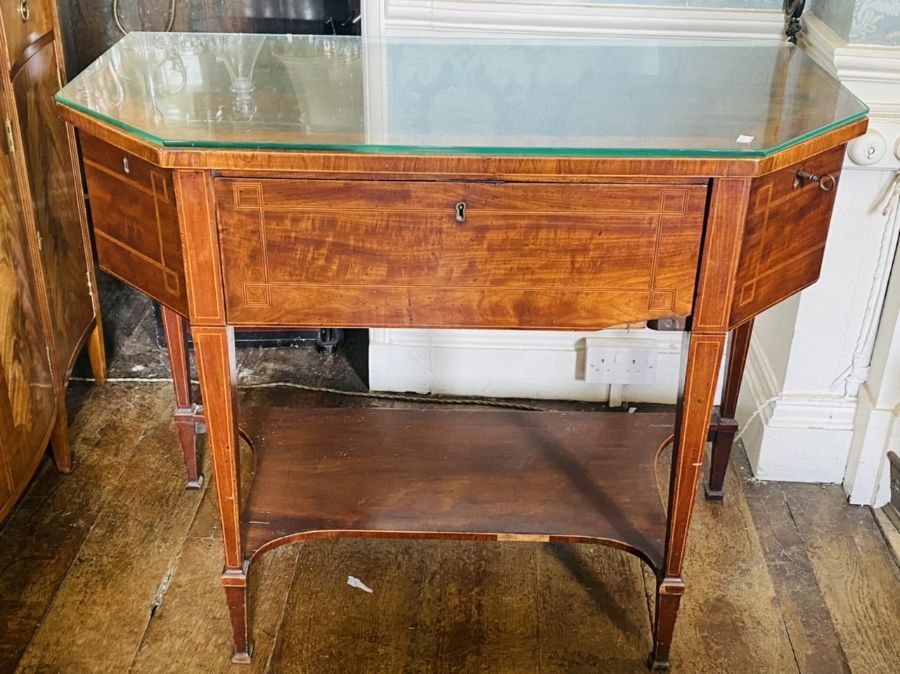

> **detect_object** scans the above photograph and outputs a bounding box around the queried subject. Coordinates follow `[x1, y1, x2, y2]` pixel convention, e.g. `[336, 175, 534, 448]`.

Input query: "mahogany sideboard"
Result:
[56, 33, 867, 669]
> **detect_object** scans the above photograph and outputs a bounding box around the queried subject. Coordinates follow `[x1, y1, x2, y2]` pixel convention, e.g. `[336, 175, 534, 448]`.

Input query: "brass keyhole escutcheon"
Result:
[18, 1, 29, 21]
[455, 201, 467, 223]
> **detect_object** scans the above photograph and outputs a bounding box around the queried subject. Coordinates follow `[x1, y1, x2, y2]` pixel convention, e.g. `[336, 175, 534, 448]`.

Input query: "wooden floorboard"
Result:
[670, 458, 798, 673]
[128, 533, 300, 674]
[532, 544, 650, 672]
[738, 454, 852, 674]
[782, 483, 900, 674]
[0, 385, 173, 672]
[873, 508, 900, 568]
[272, 539, 654, 673]
[15, 393, 204, 673]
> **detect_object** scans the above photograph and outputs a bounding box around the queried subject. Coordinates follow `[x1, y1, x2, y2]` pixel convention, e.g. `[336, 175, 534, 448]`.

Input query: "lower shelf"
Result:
[240, 407, 674, 569]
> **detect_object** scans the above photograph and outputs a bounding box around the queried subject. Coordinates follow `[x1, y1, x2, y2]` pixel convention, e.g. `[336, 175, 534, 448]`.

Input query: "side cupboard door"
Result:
[10, 34, 93, 382]
[0, 84, 55, 519]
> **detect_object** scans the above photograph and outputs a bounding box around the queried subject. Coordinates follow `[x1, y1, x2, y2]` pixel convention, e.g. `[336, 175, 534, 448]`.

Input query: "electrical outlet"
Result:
[583, 338, 657, 385]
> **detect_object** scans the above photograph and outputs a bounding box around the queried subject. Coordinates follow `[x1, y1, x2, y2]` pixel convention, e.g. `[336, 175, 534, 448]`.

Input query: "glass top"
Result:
[56, 32, 867, 158]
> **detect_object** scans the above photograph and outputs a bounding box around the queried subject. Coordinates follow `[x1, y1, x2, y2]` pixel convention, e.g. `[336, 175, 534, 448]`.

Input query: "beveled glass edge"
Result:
[55, 93, 869, 160]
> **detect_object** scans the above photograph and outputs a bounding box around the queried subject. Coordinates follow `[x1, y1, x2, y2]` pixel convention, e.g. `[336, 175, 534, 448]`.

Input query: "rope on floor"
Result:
[68, 376, 548, 411]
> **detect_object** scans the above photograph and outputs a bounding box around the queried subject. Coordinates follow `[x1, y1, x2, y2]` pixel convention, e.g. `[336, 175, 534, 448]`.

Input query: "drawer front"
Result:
[216, 179, 707, 329]
[2, 0, 54, 67]
[81, 135, 188, 315]
[730, 145, 845, 327]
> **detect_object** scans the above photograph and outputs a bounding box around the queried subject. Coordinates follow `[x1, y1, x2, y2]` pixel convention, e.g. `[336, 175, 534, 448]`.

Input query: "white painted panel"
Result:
[865, 240, 900, 409]
[844, 384, 894, 506]
[751, 295, 799, 392]
[365, 0, 784, 41]
[783, 167, 900, 397]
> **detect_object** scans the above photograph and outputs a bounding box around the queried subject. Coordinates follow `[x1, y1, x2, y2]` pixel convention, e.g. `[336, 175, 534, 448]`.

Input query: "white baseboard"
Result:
[738, 337, 857, 484]
[365, 0, 785, 41]
[369, 328, 686, 403]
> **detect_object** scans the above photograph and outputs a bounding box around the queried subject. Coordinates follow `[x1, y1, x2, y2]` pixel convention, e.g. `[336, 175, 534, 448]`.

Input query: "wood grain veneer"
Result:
[216, 178, 706, 329]
[81, 135, 188, 315]
[0, 96, 54, 519]
[707, 318, 754, 500]
[159, 306, 201, 488]
[0, 0, 53, 67]
[730, 146, 845, 327]
[13, 37, 94, 383]
[240, 406, 674, 568]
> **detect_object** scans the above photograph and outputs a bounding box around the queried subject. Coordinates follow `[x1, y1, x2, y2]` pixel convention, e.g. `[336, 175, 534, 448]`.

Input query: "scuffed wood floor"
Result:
[2, 277, 899, 673]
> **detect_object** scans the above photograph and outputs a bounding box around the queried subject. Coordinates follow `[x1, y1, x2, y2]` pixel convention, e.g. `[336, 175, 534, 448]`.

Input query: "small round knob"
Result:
[848, 130, 886, 166]
[18, 1, 29, 22]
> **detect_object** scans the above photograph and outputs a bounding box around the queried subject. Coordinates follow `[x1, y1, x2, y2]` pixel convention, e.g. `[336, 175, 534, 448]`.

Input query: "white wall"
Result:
[845, 239, 900, 506]
[370, 327, 688, 403]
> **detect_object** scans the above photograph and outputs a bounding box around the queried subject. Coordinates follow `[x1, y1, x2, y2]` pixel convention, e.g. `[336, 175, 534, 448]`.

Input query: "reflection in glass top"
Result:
[55, 32, 867, 157]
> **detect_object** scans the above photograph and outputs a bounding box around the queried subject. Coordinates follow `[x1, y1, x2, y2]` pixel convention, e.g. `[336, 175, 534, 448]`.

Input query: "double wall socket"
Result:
[582, 337, 658, 385]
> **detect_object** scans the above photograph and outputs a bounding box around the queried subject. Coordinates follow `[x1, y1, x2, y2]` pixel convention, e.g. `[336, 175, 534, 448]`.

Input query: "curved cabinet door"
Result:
[12, 36, 93, 382]
[0, 90, 55, 520]
[0, 0, 54, 67]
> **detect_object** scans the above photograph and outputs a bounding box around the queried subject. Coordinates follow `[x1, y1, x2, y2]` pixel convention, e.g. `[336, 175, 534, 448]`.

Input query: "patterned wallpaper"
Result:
[506, 1, 781, 7]
[850, 0, 900, 45]
[811, 0, 856, 41]
[812, 0, 900, 45]
[507, 0, 899, 46]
